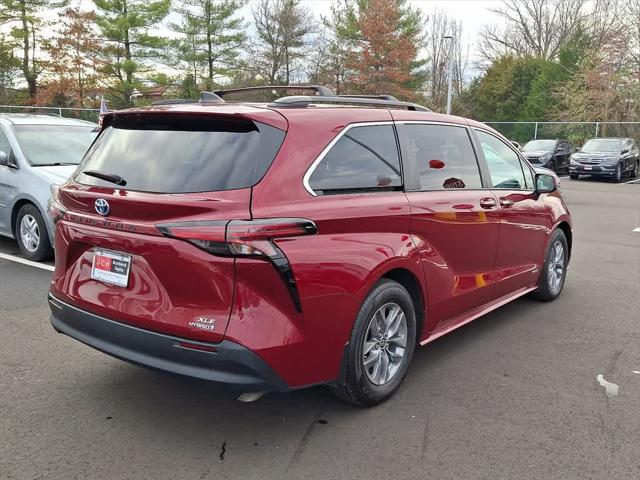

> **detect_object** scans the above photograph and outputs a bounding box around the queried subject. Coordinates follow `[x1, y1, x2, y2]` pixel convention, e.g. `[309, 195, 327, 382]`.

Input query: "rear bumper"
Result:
[569, 165, 616, 177]
[48, 293, 290, 392]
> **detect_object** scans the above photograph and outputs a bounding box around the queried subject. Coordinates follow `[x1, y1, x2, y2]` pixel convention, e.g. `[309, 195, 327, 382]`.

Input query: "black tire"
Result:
[330, 279, 417, 407]
[532, 229, 568, 302]
[613, 163, 623, 183]
[15, 203, 53, 262]
[629, 161, 638, 178]
[569, 174, 579, 180]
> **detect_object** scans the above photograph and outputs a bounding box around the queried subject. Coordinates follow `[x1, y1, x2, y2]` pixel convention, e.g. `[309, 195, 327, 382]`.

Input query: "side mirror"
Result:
[536, 173, 556, 194]
[622, 148, 629, 155]
[0, 150, 8, 167]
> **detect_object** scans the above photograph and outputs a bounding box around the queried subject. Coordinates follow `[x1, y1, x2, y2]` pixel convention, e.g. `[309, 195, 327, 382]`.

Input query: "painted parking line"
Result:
[0, 252, 54, 272]
[621, 178, 640, 185]
[633, 228, 640, 233]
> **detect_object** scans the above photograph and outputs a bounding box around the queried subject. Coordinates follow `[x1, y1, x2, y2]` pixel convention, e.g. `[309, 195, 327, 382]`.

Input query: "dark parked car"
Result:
[570, 137, 639, 182]
[47, 89, 572, 406]
[521, 139, 574, 172]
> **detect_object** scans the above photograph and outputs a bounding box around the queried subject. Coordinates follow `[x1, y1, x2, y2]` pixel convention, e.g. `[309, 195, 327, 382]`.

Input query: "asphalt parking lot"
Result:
[1, 177, 639, 480]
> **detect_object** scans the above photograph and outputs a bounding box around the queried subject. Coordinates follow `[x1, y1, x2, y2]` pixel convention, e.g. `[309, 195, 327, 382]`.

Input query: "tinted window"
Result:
[308, 124, 401, 194]
[523, 139, 555, 151]
[76, 116, 285, 193]
[580, 139, 621, 153]
[397, 124, 482, 191]
[13, 125, 97, 166]
[477, 130, 528, 189]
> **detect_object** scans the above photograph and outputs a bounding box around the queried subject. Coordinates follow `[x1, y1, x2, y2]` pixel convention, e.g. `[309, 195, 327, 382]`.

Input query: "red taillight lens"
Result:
[157, 218, 318, 313]
[157, 218, 317, 258]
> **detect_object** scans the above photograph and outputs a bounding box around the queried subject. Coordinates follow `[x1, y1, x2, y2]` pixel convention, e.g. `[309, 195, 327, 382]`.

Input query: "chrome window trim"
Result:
[395, 120, 468, 128]
[302, 121, 395, 196]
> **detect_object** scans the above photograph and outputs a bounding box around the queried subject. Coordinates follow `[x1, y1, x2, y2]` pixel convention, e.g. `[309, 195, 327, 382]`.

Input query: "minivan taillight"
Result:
[48, 184, 68, 224]
[157, 218, 318, 312]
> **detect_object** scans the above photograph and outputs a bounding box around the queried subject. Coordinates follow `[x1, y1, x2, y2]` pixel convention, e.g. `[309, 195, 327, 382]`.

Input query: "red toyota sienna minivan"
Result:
[48, 91, 572, 406]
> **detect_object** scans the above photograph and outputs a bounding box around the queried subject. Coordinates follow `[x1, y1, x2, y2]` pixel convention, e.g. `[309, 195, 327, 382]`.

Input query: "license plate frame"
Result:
[91, 249, 132, 288]
[584, 165, 592, 170]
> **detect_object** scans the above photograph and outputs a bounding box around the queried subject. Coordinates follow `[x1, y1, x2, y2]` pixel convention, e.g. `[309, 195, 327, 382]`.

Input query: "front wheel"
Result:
[330, 279, 417, 407]
[629, 161, 638, 178]
[532, 229, 568, 302]
[613, 163, 623, 183]
[15, 204, 53, 262]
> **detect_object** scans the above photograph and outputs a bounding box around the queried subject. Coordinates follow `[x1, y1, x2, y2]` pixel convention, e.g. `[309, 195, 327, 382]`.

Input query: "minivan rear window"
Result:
[75, 115, 285, 193]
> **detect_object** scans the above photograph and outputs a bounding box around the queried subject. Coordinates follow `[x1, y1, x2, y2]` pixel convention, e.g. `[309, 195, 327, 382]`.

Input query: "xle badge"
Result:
[189, 317, 217, 331]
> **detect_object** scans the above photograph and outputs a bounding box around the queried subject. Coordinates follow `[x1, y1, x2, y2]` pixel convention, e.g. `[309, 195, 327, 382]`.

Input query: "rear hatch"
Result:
[51, 108, 286, 342]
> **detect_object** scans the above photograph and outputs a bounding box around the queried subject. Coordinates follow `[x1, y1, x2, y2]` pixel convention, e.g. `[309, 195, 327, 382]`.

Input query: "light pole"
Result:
[444, 35, 454, 115]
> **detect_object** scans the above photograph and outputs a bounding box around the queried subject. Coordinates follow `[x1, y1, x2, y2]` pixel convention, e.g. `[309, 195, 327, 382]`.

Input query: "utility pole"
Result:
[444, 35, 454, 115]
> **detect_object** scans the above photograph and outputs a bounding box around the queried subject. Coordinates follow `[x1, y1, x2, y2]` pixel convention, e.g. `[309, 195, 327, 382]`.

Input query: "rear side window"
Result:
[76, 115, 285, 193]
[307, 124, 402, 195]
[396, 123, 482, 191]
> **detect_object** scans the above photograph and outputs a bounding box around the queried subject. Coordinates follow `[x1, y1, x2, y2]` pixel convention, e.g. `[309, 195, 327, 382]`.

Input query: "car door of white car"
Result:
[0, 126, 18, 235]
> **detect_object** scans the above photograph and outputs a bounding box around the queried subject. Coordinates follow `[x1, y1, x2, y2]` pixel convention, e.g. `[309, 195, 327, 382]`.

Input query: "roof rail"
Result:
[338, 94, 400, 101]
[269, 95, 431, 112]
[213, 85, 335, 99]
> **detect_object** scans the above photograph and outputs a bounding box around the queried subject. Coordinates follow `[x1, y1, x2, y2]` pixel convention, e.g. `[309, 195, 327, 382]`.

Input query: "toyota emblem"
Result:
[94, 198, 110, 216]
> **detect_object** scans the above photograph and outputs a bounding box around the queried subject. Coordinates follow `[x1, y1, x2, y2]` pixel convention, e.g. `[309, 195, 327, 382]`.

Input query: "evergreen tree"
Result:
[93, 0, 171, 107]
[0, 0, 68, 100]
[170, 0, 246, 91]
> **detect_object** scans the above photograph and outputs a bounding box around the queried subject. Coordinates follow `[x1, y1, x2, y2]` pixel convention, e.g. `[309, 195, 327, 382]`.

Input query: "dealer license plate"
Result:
[91, 249, 131, 288]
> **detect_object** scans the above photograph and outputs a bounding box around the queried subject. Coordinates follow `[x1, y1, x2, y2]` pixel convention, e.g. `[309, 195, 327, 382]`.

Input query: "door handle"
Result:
[479, 197, 497, 209]
[499, 198, 514, 207]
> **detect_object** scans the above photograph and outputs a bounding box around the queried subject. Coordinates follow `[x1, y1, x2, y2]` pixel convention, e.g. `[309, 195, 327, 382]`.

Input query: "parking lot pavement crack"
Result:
[606, 347, 625, 376]
[284, 411, 324, 474]
[219, 441, 227, 461]
[420, 416, 430, 461]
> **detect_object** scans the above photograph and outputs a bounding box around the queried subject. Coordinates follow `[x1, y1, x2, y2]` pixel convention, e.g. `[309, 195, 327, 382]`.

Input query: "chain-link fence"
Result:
[2, 106, 639, 146]
[0, 105, 100, 123]
[485, 122, 640, 146]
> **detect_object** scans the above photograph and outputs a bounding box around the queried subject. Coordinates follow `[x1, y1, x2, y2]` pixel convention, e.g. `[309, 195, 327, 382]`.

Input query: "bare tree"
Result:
[624, 0, 640, 71]
[478, 0, 628, 62]
[425, 10, 467, 112]
[479, 0, 588, 61]
[250, 0, 314, 84]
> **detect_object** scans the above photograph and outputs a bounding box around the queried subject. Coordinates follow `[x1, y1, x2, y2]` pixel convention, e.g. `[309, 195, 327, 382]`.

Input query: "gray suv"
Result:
[570, 137, 640, 182]
[0, 114, 97, 260]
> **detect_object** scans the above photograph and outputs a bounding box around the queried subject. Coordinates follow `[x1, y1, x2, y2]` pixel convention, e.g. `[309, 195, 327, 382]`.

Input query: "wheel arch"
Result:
[380, 267, 426, 343]
[11, 197, 38, 237]
[556, 220, 572, 260]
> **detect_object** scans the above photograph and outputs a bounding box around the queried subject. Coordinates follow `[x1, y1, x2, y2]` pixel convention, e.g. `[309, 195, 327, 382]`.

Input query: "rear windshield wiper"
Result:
[83, 170, 127, 186]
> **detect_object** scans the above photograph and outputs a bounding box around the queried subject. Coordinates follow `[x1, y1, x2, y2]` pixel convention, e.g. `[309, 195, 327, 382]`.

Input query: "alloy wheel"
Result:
[19, 214, 40, 253]
[362, 303, 408, 386]
[547, 240, 565, 294]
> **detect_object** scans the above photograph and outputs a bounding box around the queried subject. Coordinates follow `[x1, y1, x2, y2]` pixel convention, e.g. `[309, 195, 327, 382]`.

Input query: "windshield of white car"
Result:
[13, 125, 98, 166]
[580, 139, 621, 153]
[522, 140, 555, 151]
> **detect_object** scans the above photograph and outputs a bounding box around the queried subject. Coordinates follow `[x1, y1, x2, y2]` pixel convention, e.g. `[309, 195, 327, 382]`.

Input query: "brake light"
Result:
[158, 218, 317, 257]
[157, 218, 318, 312]
[48, 184, 68, 224]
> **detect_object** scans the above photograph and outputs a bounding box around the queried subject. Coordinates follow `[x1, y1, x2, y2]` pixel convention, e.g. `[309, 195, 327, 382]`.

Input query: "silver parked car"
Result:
[0, 114, 98, 261]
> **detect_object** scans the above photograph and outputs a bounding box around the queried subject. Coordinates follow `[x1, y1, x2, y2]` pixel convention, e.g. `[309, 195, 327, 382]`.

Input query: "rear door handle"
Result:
[499, 198, 514, 207]
[480, 197, 497, 209]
